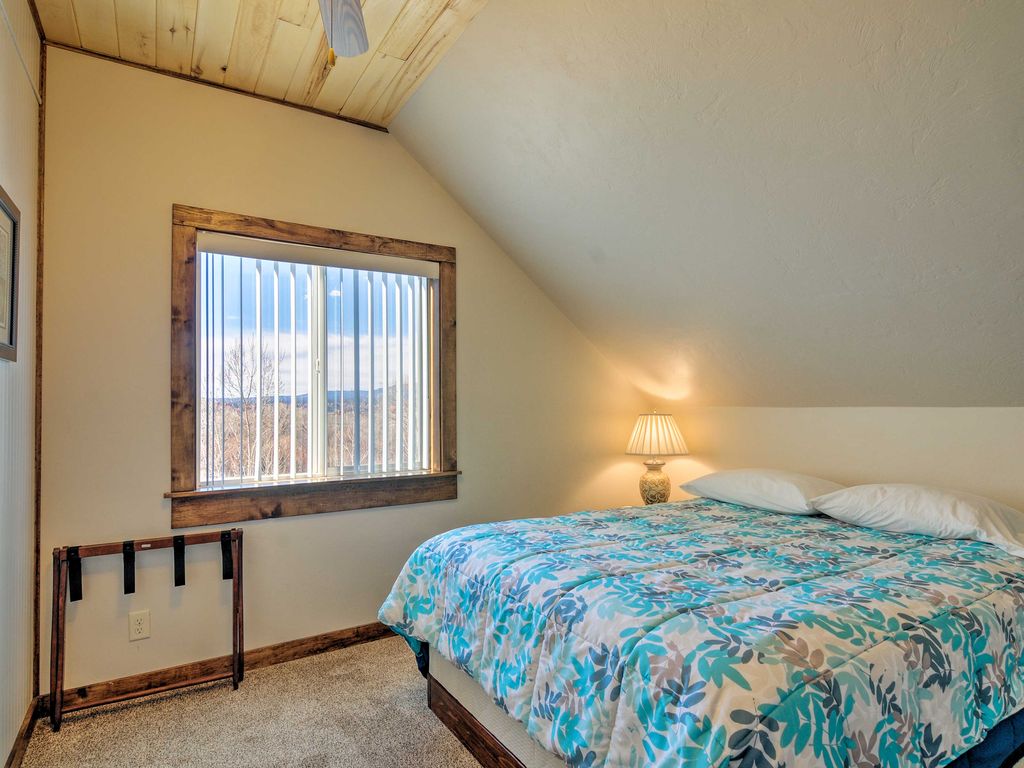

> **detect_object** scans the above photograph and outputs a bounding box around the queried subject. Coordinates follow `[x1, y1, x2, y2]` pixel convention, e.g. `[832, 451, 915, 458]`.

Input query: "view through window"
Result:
[197, 246, 435, 489]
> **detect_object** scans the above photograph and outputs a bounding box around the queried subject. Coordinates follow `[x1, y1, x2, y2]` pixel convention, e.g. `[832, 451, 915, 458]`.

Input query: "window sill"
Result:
[166, 471, 459, 529]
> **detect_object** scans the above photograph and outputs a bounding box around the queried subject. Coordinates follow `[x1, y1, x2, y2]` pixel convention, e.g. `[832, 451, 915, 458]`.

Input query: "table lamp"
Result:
[626, 412, 688, 504]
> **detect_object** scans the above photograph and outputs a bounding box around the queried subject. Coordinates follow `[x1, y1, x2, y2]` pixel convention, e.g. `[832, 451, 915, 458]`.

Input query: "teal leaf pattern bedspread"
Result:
[378, 500, 1024, 767]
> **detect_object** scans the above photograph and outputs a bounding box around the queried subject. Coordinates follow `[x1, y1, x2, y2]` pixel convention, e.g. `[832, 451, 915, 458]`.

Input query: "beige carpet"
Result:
[25, 638, 1023, 768]
[24, 636, 480, 768]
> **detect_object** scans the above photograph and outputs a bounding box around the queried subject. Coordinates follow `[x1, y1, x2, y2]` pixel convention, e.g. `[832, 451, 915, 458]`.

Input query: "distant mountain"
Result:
[210, 387, 406, 408]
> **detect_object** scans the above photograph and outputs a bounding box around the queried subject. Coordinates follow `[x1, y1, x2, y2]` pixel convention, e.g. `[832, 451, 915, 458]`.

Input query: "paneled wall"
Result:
[40, 47, 647, 690]
[0, 0, 39, 754]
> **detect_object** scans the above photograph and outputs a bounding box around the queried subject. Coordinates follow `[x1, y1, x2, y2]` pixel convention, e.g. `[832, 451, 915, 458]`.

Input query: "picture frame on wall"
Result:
[0, 183, 19, 362]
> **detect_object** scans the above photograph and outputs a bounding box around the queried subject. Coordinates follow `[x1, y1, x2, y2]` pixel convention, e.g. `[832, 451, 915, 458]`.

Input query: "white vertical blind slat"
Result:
[255, 262, 263, 481]
[273, 264, 280, 479]
[290, 264, 298, 476]
[238, 258, 244, 480]
[337, 270, 345, 473]
[352, 270, 362, 473]
[220, 254, 226, 483]
[414, 277, 420, 469]
[368, 271, 376, 473]
[381, 274, 389, 474]
[405, 275, 410, 470]
[306, 267, 315, 477]
[199, 252, 207, 483]
[395, 275, 404, 472]
[421, 278, 429, 469]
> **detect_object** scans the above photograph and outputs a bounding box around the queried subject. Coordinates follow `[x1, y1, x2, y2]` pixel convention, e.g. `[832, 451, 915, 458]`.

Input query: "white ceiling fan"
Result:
[318, 0, 370, 65]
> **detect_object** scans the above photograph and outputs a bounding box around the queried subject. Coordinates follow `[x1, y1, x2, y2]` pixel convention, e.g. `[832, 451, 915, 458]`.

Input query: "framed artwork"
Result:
[0, 183, 18, 362]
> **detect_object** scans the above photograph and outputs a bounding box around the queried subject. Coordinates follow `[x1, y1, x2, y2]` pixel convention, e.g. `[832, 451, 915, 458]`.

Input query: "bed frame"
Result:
[428, 675, 526, 768]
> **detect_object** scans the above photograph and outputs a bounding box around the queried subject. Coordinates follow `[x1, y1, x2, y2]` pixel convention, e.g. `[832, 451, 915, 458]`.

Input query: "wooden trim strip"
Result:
[438, 261, 457, 471]
[165, 470, 460, 499]
[427, 676, 527, 768]
[25, 1, 44, 42]
[42, 43, 389, 134]
[171, 472, 458, 528]
[41, 622, 393, 716]
[63, 674, 232, 714]
[53, 529, 235, 559]
[172, 205, 456, 264]
[169, 223, 197, 493]
[3, 697, 40, 768]
[32, 37, 47, 702]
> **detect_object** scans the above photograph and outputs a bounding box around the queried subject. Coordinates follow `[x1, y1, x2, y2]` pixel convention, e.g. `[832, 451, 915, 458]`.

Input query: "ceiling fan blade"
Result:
[318, 0, 370, 58]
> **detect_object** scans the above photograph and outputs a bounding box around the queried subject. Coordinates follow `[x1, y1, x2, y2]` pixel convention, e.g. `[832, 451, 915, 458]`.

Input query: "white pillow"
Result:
[680, 469, 844, 515]
[810, 484, 1024, 558]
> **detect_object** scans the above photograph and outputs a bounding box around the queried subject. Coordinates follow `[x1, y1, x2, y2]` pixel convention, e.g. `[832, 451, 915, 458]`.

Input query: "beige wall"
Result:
[40, 47, 647, 690]
[661, 407, 1024, 511]
[0, 0, 38, 753]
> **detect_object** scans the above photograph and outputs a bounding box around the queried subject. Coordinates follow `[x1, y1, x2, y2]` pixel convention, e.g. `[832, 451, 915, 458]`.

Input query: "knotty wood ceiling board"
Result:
[32, 0, 488, 128]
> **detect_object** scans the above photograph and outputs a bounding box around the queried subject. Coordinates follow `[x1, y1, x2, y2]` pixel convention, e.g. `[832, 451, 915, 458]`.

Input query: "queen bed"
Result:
[380, 498, 1024, 767]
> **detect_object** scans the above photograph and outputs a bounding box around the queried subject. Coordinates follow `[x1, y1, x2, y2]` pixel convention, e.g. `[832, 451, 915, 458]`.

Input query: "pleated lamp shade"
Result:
[625, 413, 688, 457]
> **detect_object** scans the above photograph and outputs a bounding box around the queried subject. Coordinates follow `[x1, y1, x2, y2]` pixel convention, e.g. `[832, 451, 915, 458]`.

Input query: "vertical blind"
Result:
[197, 249, 434, 488]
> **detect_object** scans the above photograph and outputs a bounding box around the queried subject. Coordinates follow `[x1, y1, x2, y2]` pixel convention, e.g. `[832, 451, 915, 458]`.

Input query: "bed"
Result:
[379, 499, 1024, 767]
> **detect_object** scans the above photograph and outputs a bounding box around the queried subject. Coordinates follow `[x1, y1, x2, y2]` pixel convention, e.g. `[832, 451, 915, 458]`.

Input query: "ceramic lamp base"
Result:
[639, 459, 671, 504]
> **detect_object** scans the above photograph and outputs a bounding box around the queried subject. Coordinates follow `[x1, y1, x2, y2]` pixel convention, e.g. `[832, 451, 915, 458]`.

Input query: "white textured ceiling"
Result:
[392, 0, 1024, 405]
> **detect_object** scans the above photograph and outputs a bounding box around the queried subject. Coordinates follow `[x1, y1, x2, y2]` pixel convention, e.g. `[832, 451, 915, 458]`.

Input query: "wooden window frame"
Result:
[167, 205, 457, 529]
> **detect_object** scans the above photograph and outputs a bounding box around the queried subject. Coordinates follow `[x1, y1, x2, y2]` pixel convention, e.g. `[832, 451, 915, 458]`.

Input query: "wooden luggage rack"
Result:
[49, 529, 244, 731]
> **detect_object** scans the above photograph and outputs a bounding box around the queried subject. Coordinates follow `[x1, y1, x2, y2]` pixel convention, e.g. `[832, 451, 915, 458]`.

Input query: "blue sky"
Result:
[199, 252, 427, 396]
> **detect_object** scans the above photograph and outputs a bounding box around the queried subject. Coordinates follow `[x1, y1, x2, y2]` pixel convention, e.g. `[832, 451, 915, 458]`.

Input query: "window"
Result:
[168, 206, 456, 528]
[197, 243, 434, 486]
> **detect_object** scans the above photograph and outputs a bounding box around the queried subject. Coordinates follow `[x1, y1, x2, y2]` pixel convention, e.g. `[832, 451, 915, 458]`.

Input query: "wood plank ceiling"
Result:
[32, 0, 488, 128]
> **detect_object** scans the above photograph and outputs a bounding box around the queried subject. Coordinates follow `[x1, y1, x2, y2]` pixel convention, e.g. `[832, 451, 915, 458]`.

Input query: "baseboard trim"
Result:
[4, 697, 41, 768]
[41, 621, 393, 716]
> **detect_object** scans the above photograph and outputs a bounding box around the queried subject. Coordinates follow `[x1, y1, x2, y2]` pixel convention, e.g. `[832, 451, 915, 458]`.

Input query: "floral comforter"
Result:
[379, 499, 1024, 768]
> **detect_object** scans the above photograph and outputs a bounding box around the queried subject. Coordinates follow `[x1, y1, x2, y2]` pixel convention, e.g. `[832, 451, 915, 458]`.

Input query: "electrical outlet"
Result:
[129, 610, 151, 641]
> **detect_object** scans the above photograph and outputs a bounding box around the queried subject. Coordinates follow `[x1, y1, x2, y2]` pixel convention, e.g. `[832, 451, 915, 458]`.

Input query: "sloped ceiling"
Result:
[391, 0, 1024, 405]
[32, 0, 488, 127]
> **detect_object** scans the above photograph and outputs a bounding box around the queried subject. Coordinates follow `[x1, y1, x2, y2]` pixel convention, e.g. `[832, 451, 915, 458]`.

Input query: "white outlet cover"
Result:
[129, 609, 151, 641]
